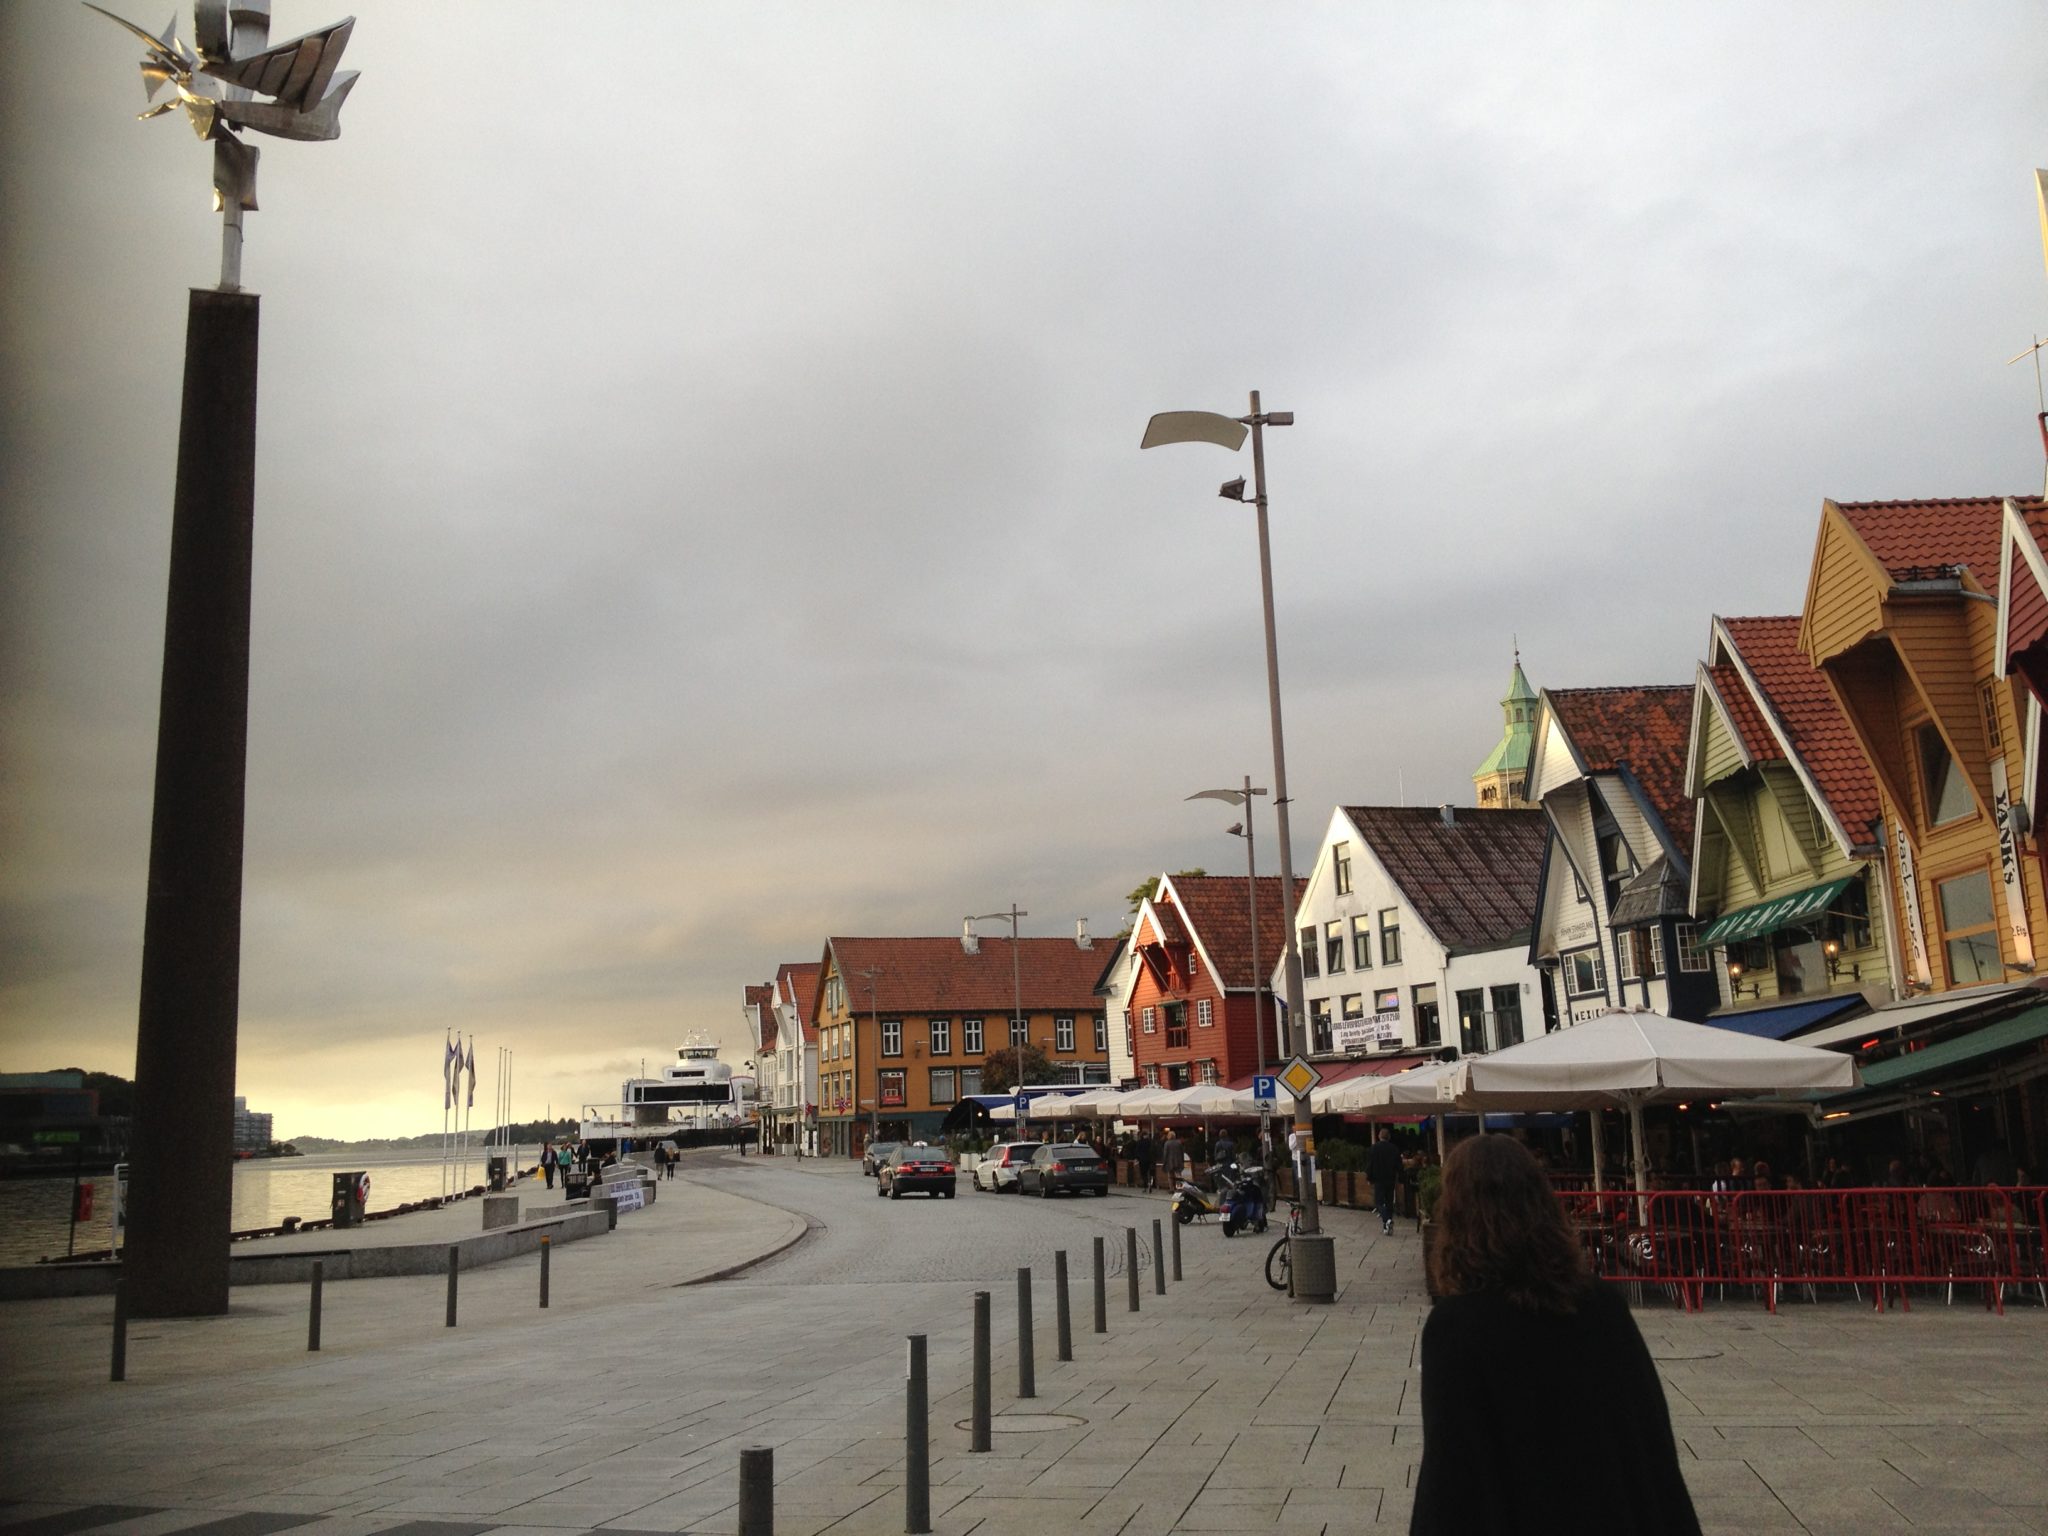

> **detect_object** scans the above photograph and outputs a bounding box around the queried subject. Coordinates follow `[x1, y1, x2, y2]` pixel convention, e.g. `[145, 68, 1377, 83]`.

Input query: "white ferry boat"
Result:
[580, 1041, 758, 1149]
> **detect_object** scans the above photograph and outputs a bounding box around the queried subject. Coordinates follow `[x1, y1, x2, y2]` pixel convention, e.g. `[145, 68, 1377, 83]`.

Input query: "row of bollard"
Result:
[726, 1220, 1192, 1536]
[111, 1234, 561, 1382]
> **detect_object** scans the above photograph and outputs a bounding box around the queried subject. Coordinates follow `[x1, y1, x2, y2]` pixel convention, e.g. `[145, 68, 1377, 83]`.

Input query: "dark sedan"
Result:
[1017, 1144, 1110, 1198]
[861, 1140, 904, 1177]
[878, 1145, 958, 1199]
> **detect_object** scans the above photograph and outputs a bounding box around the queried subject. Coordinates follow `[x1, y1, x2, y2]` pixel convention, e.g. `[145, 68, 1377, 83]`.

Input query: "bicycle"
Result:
[1265, 1199, 1306, 1291]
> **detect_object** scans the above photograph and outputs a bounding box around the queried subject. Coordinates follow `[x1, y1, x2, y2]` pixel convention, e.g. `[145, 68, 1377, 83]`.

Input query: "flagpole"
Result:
[440, 1031, 451, 1197]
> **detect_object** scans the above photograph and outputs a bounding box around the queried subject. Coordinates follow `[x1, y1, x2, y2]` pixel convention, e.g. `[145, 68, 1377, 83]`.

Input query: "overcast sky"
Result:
[3, 3, 2045, 1139]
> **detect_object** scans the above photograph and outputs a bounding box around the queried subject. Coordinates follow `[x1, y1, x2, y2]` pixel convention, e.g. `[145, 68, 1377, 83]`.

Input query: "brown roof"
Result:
[775, 961, 822, 1043]
[1160, 873, 1307, 991]
[744, 983, 776, 1052]
[1718, 614, 1882, 840]
[1544, 685, 1696, 854]
[1343, 807, 1550, 953]
[1834, 497, 2013, 588]
[824, 937, 1109, 1014]
[1705, 664, 1781, 763]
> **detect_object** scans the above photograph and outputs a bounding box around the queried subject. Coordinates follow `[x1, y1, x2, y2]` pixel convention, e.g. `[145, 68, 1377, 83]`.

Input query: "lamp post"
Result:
[968, 906, 1029, 1109]
[1144, 393, 1330, 1278]
[858, 966, 883, 1144]
[1187, 779, 1273, 1078]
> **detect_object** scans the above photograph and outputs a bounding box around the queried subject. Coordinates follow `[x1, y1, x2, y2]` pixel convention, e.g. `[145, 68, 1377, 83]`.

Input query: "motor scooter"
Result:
[1217, 1163, 1269, 1237]
[1172, 1170, 1222, 1225]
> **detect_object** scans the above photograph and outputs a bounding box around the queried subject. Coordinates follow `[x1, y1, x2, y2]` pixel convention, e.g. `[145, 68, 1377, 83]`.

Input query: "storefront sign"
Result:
[1991, 756, 2035, 969]
[1893, 818, 1931, 986]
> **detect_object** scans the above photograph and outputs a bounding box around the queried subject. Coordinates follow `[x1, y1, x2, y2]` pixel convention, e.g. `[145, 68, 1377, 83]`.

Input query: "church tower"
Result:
[1473, 653, 1538, 809]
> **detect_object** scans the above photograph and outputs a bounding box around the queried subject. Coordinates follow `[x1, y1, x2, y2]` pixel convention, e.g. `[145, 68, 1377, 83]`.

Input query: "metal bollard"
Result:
[738, 1444, 774, 1536]
[1152, 1218, 1166, 1295]
[1092, 1236, 1107, 1334]
[970, 1291, 992, 1452]
[539, 1236, 551, 1308]
[1016, 1267, 1035, 1400]
[1171, 1214, 1182, 1281]
[308, 1260, 323, 1352]
[1125, 1228, 1140, 1313]
[445, 1245, 459, 1327]
[905, 1334, 930, 1534]
[110, 1278, 127, 1383]
[1054, 1250, 1072, 1362]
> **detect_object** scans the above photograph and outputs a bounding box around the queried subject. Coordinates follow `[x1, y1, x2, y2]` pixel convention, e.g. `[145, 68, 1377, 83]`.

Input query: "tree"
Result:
[979, 1043, 1053, 1094]
[1125, 869, 1206, 916]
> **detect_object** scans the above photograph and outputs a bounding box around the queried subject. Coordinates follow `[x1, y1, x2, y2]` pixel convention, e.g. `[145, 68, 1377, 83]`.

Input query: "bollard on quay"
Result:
[1054, 1249, 1072, 1362]
[1152, 1218, 1166, 1295]
[308, 1259, 323, 1352]
[539, 1235, 551, 1309]
[1171, 1213, 1182, 1281]
[905, 1334, 930, 1535]
[1016, 1267, 1035, 1400]
[110, 1278, 127, 1383]
[738, 1444, 774, 1536]
[1125, 1228, 1140, 1313]
[445, 1245, 459, 1327]
[1092, 1235, 1107, 1334]
[970, 1291, 992, 1452]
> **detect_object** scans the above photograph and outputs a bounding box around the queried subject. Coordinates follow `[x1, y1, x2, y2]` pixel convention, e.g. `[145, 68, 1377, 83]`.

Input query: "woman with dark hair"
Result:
[1412, 1135, 1700, 1535]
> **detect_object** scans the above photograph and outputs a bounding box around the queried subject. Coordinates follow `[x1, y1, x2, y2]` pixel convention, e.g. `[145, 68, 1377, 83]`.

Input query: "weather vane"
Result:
[87, 0, 358, 289]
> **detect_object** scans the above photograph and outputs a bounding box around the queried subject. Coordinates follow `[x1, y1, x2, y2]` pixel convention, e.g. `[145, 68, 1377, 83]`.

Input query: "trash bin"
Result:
[487, 1155, 508, 1192]
[331, 1170, 368, 1228]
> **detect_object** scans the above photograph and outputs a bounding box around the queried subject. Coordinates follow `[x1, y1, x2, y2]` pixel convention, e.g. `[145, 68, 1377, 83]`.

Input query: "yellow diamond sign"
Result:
[1276, 1056, 1321, 1098]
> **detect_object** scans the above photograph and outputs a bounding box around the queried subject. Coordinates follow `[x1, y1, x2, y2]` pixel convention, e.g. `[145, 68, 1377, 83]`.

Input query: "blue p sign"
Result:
[1252, 1075, 1277, 1102]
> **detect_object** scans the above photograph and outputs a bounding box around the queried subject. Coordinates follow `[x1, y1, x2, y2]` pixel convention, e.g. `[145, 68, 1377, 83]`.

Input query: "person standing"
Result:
[1412, 1135, 1700, 1534]
[1135, 1131, 1156, 1192]
[556, 1141, 574, 1187]
[540, 1140, 556, 1189]
[1367, 1127, 1404, 1236]
[1213, 1128, 1237, 1169]
[1162, 1128, 1186, 1188]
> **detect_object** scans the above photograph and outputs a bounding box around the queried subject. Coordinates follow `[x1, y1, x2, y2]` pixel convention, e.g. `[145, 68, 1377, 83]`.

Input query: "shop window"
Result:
[879, 1070, 905, 1108]
[1310, 997, 1333, 1054]
[1937, 867, 2001, 985]
[1457, 988, 1485, 1054]
[929, 1068, 957, 1105]
[1413, 983, 1441, 1047]
[960, 1067, 983, 1096]
[1490, 984, 1524, 1048]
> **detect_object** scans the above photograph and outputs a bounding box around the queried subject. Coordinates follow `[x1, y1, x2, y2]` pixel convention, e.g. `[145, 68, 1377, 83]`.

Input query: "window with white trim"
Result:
[963, 1017, 984, 1054]
[1196, 998, 1214, 1028]
[881, 1019, 902, 1057]
[1351, 915, 1372, 969]
[929, 1017, 951, 1056]
[1055, 1016, 1075, 1051]
[1299, 926, 1319, 978]
[1324, 919, 1345, 974]
[1093, 1014, 1106, 1052]
[1562, 946, 1606, 998]
[1675, 923, 1710, 973]
[1142, 1006, 1156, 1034]
[1379, 909, 1402, 966]
[1009, 1016, 1028, 1047]
[1334, 842, 1353, 895]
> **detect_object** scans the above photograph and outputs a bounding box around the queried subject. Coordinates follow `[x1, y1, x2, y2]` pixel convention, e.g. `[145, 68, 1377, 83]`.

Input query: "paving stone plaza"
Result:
[4, 1153, 2046, 1536]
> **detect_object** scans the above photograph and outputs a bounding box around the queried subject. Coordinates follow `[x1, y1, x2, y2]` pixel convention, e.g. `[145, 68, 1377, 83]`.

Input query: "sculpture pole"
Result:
[92, 0, 358, 1316]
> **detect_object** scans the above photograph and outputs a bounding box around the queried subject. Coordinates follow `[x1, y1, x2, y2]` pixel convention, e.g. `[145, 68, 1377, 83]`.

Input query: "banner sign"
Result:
[1992, 756, 2035, 970]
[1894, 819, 1931, 986]
[1332, 1010, 1400, 1053]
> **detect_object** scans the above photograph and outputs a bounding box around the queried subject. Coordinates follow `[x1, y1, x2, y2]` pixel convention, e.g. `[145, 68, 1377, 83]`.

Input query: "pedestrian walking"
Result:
[1134, 1131, 1156, 1191]
[556, 1141, 573, 1187]
[540, 1140, 556, 1189]
[1213, 1128, 1237, 1169]
[1366, 1127, 1403, 1235]
[1162, 1129, 1186, 1186]
[1411, 1134, 1700, 1534]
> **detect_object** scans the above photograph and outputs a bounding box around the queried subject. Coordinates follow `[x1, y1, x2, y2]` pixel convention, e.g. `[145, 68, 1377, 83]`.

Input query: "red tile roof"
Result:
[1544, 685, 1696, 853]
[1160, 874, 1308, 991]
[1705, 664, 1781, 763]
[824, 936, 1110, 1014]
[775, 961, 822, 1043]
[1834, 497, 2014, 588]
[1341, 806, 1550, 953]
[1719, 615, 1881, 841]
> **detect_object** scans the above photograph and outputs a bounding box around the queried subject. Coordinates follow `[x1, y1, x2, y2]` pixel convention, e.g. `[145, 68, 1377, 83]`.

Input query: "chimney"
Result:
[1439, 803, 1456, 828]
[1076, 918, 1092, 949]
[961, 919, 980, 955]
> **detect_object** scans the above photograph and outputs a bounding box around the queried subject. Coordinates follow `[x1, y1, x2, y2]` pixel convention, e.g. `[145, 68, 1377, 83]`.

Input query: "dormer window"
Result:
[1917, 724, 1974, 827]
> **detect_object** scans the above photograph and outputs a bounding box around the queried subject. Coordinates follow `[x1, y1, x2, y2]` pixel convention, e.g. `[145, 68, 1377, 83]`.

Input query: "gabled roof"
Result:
[1153, 873, 1306, 992]
[744, 983, 776, 1053]
[1716, 614, 1882, 846]
[1996, 497, 2048, 674]
[822, 936, 1108, 1014]
[1833, 497, 2012, 590]
[1704, 664, 1780, 763]
[1542, 685, 1696, 852]
[1342, 806, 1549, 953]
[775, 961, 822, 1043]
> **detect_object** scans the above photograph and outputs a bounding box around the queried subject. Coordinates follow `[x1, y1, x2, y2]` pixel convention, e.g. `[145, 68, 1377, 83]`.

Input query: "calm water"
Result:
[0, 1146, 541, 1267]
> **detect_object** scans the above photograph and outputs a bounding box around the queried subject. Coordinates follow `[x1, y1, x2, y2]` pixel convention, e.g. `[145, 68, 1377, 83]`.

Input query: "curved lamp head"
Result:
[1141, 411, 1248, 452]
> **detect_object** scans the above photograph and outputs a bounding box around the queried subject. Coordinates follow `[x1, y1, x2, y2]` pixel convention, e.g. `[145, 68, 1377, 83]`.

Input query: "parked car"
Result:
[972, 1141, 1038, 1193]
[1017, 1144, 1110, 1198]
[877, 1145, 957, 1199]
[861, 1140, 904, 1177]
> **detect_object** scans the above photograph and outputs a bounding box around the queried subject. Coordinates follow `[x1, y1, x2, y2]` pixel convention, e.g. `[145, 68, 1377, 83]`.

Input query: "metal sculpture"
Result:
[87, 1, 358, 287]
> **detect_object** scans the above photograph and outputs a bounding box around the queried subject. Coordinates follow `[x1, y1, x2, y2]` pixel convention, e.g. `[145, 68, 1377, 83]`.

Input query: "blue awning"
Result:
[1703, 992, 1868, 1041]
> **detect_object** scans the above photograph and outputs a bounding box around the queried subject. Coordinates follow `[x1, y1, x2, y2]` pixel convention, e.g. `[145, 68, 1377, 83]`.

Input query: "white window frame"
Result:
[1055, 1016, 1075, 1051]
[963, 1017, 984, 1054]
[930, 1017, 951, 1056]
[881, 1019, 902, 1057]
[1334, 842, 1352, 895]
[1143, 1006, 1157, 1034]
[1675, 923, 1710, 973]
[1197, 998, 1214, 1028]
[1093, 1014, 1107, 1052]
[1351, 914, 1372, 969]
[1562, 946, 1606, 998]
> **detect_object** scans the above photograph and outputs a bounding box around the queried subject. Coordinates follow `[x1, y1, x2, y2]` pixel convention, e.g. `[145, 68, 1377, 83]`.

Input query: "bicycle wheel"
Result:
[1265, 1235, 1291, 1291]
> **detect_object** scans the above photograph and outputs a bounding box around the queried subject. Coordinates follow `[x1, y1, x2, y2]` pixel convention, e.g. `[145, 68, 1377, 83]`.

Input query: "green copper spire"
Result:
[1474, 651, 1537, 785]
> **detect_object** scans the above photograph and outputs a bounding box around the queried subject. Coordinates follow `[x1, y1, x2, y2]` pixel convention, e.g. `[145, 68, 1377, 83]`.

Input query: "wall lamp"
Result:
[1824, 938, 1861, 983]
[1727, 959, 1759, 999]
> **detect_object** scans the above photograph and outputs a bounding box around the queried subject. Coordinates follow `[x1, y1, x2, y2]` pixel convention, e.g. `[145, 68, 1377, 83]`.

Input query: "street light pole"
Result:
[858, 966, 883, 1144]
[1144, 392, 1326, 1257]
[1186, 778, 1271, 1076]
[968, 906, 1029, 1101]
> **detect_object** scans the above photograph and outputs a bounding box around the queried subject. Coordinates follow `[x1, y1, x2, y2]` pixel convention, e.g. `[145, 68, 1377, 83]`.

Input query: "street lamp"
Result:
[1187, 779, 1274, 1078]
[1144, 392, 1332, 1291]
[968, 905, 1029, 1110]
[857, 965, 883, 1144]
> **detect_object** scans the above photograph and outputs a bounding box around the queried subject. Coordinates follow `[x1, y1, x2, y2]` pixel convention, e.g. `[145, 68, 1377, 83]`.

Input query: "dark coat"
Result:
[1366, 1139, 1404, 1188]
[1410, 1284, 1700, 1535]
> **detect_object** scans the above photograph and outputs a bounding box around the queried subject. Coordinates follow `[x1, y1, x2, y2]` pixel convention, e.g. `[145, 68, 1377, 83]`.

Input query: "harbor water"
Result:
[0, 1146, 540, 1267]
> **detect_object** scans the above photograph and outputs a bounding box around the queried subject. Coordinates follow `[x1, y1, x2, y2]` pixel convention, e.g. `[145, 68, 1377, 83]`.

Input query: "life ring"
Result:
[355, 1173, 371, 1205]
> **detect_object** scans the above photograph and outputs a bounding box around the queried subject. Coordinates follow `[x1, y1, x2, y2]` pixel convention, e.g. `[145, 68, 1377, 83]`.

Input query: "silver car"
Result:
[972, 1141, 1038, 1192]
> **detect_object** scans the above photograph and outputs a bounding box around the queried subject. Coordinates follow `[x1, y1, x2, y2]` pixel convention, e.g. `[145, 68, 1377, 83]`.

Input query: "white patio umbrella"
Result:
[1457, 1008, 1860, 1196]
[1022, 1088, 1089, 1121]
[1116, 1085, 1185, 1118]
[1042, 1087, 1127, 1121]
[1326, 1061, 1466, 1159]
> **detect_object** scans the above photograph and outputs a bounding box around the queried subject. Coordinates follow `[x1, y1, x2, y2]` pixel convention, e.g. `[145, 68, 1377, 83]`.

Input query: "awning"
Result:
[1701, 992, 1867, 1041]
[1793, 981, 2043, 1052]
[1696, 875, 1855, 947]
[1850, 1006, 2048, 1091]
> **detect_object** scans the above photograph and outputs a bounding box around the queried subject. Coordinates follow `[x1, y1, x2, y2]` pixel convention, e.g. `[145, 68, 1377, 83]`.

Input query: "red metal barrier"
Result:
[1553, 1185, 2048, 1314]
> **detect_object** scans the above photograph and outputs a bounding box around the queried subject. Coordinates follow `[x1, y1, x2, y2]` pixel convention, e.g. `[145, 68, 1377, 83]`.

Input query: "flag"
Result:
[465, 1039, 477, 1109]
[444, 1035, 459, 1110]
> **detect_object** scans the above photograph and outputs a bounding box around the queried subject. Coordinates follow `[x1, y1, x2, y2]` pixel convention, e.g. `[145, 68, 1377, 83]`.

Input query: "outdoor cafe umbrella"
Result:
[1326, 1060, 1465, 1159]
[1033, 1086, 1126, 1122]
[1454, 1007, 1861, 1195]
